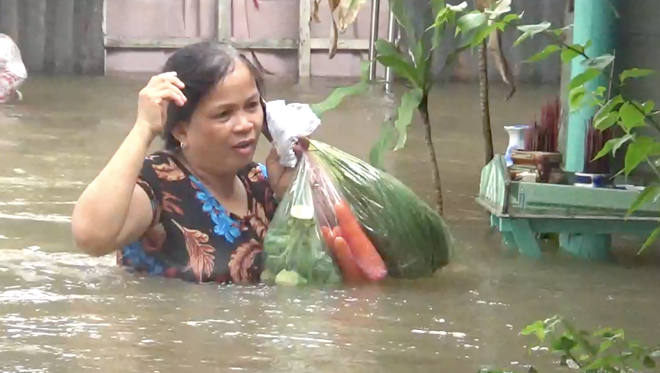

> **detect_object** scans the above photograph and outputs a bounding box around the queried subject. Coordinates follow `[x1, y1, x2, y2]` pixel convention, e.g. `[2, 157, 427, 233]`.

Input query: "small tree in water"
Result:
[311, 0, 519, 216]
[479, 316, 660, 373]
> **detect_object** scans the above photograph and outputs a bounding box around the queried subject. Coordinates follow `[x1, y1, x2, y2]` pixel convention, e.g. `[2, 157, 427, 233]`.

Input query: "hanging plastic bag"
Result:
[262, 149, 389, 286]
[309, 140, 453, 279]
[261, 152, 341, 286]
[265, 99, 320, 168]
[262, 100, 452, 283]
[0, 33, 27, 103]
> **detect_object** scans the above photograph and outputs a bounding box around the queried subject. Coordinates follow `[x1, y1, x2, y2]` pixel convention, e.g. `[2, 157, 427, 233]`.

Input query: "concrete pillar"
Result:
[560, 0, 620, 261]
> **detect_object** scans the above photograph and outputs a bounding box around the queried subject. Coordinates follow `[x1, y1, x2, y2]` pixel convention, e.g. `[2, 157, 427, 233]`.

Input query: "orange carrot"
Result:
[320, 226, 335, 249]
[332, 226, 342, 239]
[334, 201, 387, 281]
[332, 236, 366, 283]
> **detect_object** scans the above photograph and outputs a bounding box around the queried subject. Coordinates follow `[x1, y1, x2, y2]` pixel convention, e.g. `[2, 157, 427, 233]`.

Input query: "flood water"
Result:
[1, 75, 660, 373]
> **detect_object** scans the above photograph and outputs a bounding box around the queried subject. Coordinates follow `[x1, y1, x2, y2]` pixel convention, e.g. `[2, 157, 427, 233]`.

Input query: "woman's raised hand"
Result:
[135, 71, 187, 138]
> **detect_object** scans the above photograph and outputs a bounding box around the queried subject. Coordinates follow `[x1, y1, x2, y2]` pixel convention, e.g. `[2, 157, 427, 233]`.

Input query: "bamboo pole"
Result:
[217, 0, 231, 42]
[298, 0, 312, 78]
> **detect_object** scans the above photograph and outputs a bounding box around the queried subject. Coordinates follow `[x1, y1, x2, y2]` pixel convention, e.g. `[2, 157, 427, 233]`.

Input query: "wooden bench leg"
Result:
[510, 219, 542, 259]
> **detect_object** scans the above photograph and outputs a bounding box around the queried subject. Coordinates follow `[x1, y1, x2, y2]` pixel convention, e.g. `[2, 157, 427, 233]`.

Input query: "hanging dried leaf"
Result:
[336, 0, 368, 32]
[311, 0, 368, 59]
[475, 0, 516, 100]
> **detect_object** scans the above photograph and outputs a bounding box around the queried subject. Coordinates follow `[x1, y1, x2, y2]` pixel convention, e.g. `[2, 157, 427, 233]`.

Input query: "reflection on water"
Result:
[1, 76, 660, 372]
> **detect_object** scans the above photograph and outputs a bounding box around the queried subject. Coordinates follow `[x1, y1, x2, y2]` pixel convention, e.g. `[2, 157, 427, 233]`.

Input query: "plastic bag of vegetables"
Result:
[308, 140, 453, 279]
[261, 151, 388, 286]
[261, 99, 452, 284]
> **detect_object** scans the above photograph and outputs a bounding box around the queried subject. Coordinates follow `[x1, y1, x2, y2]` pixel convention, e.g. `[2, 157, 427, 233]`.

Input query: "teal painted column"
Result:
[565, 0, 620, 171]
[561, 0, 620, 261]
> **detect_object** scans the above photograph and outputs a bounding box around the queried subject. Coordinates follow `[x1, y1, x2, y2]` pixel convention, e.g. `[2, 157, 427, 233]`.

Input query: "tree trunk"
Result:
[419, 95, 444, 216]
[479, 41, 494, 164]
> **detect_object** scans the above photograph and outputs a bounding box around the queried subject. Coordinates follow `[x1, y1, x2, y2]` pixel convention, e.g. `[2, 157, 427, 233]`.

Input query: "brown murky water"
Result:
[1, 75, 660, 373]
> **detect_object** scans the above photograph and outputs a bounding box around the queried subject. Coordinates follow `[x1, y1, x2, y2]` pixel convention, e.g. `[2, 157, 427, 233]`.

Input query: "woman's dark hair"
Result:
[161, 41, 264, 149]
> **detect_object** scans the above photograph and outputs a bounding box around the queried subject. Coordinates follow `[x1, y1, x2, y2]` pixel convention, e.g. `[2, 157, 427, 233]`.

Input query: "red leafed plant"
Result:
[524, 98, 561, 153]
[584, 118, 614, 174]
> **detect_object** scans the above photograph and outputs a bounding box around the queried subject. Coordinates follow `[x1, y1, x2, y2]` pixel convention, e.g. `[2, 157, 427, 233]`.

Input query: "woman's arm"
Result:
[71, 124, 156, 256]
[71, 72, 186, 256]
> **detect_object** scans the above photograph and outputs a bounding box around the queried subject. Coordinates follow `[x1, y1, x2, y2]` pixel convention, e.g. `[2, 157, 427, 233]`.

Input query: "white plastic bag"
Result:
[265, 100, 321, 168]
[0, 33, 27, 103]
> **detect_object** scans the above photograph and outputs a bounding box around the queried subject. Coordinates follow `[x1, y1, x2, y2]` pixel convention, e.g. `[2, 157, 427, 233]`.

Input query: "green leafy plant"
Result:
[479, 316, 660, 373]
[311, 0, 521, 216]
[508, 20, 660, 253]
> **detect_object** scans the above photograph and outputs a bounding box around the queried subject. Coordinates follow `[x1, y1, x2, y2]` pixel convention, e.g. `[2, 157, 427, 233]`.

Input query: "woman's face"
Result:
[175, 59, 264, 176]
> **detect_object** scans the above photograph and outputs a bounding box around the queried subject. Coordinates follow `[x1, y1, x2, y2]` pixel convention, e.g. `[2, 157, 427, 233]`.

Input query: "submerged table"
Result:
[476, 155, 660, 260]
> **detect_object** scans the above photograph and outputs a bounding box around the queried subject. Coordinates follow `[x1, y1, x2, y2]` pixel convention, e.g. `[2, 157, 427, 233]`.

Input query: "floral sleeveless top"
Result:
[117, 151, 278, 284]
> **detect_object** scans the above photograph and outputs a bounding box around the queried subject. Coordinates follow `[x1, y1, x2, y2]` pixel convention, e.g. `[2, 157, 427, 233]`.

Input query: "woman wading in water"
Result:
[71, 42, 324, 284]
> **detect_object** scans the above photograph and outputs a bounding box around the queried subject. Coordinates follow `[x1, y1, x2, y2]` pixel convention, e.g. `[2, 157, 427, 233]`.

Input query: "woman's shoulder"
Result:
[143, 150, 176, 166]
[139, 150, 187, 184]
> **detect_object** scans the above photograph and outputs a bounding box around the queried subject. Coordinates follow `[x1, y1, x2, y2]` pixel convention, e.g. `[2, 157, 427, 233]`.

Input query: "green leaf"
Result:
[619, 102, 647, 131]
[620, 68, 654, 84]
[393, 88, 424, 150]
[643, 100, 655, 114]
[581, 54, 615, 70]
[597, 328, 624, 340]
[514, 22, 552, 46]
[627, 185, 660, 216]
[502, 12, 522, 24]
[612, 134, 634, 156]
[568, 68, 601, 90]
[644, 356, 657, 368]
[594, 86, 607, 97]
[569, 86, 586, 111]
[593, 134, 633, 160]
[526, 44, 561, 62]
[311, 82, 369, 116]
[430, 3, 448, 51]
[456, 12, 487, 35]
[391, 0, 417, 51]
[593, 111, 619, 130]
[411, 39, 425, 73]
[640, 225, 660, 254]
[551, 336, 578, 352]
[598, 340, 614, 354]
[376, 55, 422, 88]
[561, 44, 585, 62]
[624, 137, 656, 176]
[374, 39, 400, 58]
[369, 119, 396, 170]
[594, 95, 623, 122]
[517, 21, 552, 35]
[520, 320, 546, 340]
[470, 23, 499, 49]
[584, 97, 603, 110]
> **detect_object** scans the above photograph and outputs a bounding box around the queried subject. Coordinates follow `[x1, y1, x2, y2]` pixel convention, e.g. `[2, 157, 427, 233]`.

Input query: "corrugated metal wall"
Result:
[0, 0, 105, 75]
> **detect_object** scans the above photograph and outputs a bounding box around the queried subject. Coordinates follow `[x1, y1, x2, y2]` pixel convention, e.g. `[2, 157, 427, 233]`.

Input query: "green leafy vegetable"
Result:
[311, 140, 453, 278]
[262, 157, 341, 286]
